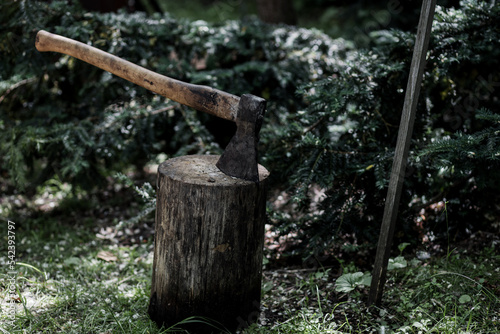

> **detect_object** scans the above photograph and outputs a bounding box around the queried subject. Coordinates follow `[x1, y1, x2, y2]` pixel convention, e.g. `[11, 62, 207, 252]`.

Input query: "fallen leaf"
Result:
[97, 251, 118, 262]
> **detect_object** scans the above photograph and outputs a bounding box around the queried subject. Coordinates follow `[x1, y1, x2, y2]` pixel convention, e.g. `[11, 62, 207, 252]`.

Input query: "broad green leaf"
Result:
[459, 294, 472, 304]
[334, 272, 372, 293]
[398, 242, 411, 254]
[360, 273, 372, 286]
[387, 256, 407, 270]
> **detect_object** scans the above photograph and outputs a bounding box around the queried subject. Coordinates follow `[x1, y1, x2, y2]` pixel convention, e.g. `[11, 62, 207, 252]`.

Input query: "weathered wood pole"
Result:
[148, 155, 269, 333]
[368, 0, 437, 307]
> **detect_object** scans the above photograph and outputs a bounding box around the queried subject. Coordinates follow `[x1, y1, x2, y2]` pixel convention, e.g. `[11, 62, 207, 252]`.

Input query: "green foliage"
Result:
[385, 249, 500, 333]
[334, 272, 372, 293]
[1, 0, 499, 257]
[387, 256, 408, 270]
[113, 172, 156, 229]
[264, 0, 500, 255]
[334, 253, 406, 293]
[247, 246, 499, 333]
[0, 0, 347, 194]
[421, 108, 500, 183]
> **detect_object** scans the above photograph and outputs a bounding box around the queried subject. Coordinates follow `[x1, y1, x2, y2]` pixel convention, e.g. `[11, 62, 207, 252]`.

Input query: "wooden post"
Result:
[148, 155, 269, 333]
[368, 0, 437, 307]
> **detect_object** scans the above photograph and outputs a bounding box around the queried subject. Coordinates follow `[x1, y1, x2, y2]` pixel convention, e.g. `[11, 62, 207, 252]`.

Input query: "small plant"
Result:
[334, 272, 372, 293]
[113, 172, 156, 229]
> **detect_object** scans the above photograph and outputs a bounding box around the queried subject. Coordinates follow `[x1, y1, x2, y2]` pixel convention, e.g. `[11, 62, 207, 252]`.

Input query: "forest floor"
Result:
[0, 170, 499, 333]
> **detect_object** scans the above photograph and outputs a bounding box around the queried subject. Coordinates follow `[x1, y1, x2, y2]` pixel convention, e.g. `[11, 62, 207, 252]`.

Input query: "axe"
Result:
[35, 30, 266, 183]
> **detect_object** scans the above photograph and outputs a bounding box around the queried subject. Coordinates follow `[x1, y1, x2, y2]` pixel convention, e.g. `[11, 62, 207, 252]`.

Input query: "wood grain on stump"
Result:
[148, 155, 269, 333]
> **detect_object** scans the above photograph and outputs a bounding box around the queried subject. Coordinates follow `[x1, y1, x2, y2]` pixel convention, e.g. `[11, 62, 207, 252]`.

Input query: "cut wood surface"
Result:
[148, 155, 269, 333]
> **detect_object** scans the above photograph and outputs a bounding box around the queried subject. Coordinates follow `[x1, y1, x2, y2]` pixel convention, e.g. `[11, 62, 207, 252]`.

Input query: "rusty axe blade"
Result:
[217, 94, 266, 183]
[35, 30, 265, 182]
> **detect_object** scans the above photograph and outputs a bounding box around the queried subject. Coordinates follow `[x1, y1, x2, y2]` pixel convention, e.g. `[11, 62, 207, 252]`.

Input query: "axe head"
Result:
[216, 94, 266, 183]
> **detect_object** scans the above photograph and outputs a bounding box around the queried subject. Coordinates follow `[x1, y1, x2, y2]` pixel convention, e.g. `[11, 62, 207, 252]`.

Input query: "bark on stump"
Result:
[148, 155, 269, 333]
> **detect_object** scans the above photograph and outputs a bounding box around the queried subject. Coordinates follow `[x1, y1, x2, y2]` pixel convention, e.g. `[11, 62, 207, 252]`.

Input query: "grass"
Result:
[1, 177, 499, 333]
[1, 219, 156, 332]
[247, 246, 500, 334]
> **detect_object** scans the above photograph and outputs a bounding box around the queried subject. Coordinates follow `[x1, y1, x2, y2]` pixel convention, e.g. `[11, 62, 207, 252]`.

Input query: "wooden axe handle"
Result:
[36, 30, 239, 121]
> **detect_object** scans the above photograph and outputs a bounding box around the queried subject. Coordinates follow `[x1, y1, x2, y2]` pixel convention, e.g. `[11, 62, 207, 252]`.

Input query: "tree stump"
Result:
[148, 155, 269, 333]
